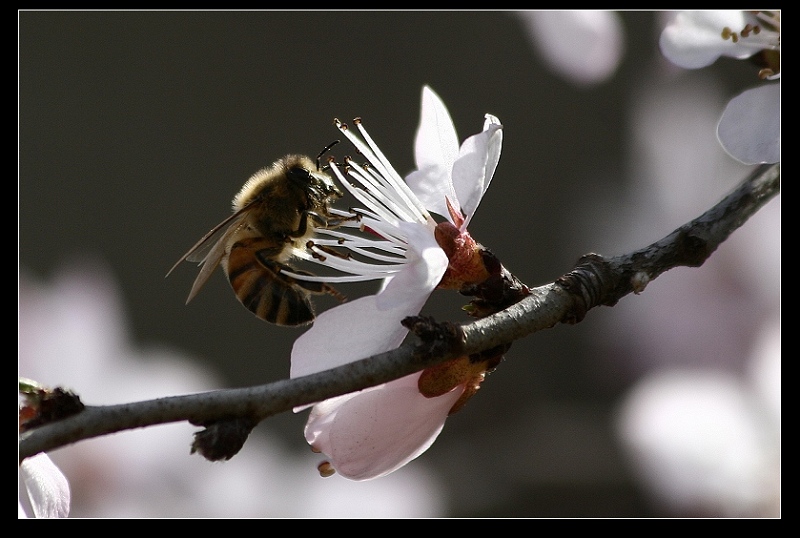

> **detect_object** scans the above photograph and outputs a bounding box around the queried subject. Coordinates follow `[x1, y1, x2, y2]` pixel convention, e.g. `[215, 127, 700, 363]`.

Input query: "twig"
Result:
[19, 163, 780, 462]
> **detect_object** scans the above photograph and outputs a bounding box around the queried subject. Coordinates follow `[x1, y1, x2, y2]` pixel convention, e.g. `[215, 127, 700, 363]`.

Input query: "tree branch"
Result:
[19, 163, 780, 462]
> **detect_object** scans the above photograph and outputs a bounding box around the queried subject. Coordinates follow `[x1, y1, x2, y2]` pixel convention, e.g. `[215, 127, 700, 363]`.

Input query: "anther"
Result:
[318, 461, 336, 478]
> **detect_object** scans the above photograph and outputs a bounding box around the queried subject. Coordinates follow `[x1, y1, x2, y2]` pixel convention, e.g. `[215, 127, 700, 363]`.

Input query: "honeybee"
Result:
[167, 147, 348, 326]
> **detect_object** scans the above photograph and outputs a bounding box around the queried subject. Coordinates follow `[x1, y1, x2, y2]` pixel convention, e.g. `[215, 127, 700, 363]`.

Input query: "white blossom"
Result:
[291, 86, 503, 480]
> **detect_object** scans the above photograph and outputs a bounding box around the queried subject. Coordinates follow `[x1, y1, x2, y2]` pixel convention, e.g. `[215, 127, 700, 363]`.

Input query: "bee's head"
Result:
[314, 170, 344, 199]
[284, 156, 343, 200]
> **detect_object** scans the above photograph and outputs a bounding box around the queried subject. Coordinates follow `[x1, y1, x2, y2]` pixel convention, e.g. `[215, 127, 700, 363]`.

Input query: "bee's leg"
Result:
[305, 239, 351, 262]
[291, 211, 359, 262]
[307, 210, 361, 230]
[284, 209, 355, 240]
[253, 245, 285, 260]
[287, 213, 310, 239]
[268, 260, 347, 303]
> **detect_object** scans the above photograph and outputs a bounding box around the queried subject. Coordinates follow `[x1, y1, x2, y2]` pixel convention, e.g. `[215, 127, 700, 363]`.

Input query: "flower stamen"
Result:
[335, 119, 432, 226]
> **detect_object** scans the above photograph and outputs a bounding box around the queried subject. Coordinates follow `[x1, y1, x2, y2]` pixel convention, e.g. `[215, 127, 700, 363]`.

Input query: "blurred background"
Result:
[19, 11, 780, 517]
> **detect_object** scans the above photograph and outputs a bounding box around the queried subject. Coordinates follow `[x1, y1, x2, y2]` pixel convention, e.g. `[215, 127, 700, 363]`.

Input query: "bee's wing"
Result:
[184, 220, 241, 304]
[166, 203, 255, 304]
[166, 201, 258, 277]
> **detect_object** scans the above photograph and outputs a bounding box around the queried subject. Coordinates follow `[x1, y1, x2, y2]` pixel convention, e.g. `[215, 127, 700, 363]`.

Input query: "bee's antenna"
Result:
[316, 140, 340, 170]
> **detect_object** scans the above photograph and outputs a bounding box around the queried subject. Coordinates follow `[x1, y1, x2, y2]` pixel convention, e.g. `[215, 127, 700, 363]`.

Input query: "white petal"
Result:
[407, 86, 460, 220]
[20, 453, 70, 518]
[516, 10, 624, 85]
[660, 11, 755, 69]
[290, 222, 447, 379]
[452, 115, 503, 228]
[717, 84, 780, 164]
[414, 86, 460, 174]
[306, 372, 464, 480]
[404, 167, 452, 223]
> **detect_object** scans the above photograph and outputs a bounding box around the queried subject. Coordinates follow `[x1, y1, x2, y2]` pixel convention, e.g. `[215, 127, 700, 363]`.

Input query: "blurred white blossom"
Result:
[514, 10, 625, 86]
[616, 318, 780, 517]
